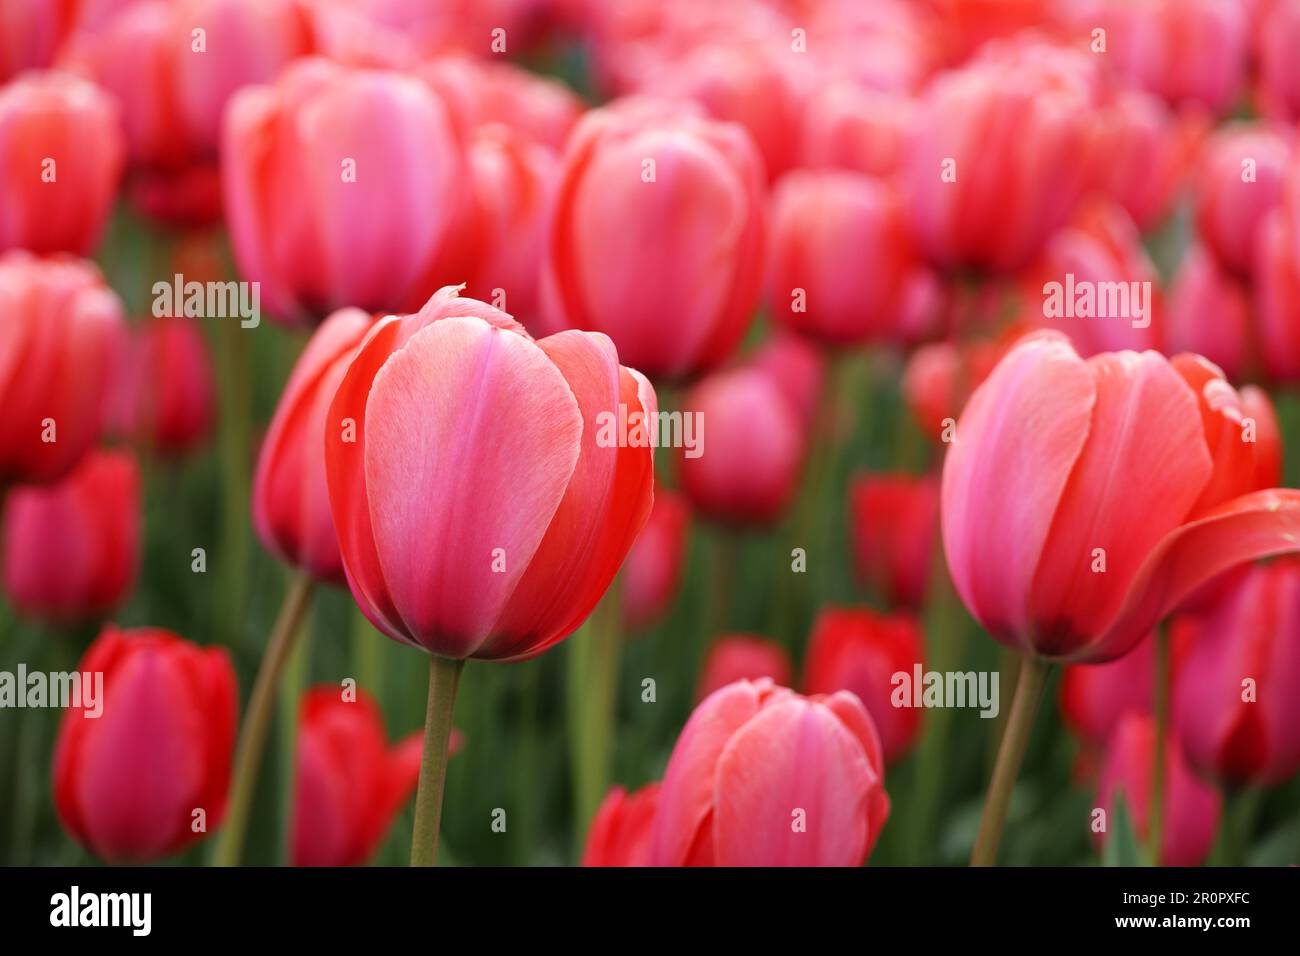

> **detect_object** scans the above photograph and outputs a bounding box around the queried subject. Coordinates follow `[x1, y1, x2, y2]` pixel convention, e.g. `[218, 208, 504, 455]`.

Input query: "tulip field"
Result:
[3, 0, 1300, 893]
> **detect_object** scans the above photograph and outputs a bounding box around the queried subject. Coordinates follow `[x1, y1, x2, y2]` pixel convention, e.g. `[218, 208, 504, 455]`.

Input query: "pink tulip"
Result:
[0, 251, 125, 485]
[1173, 559, 1300, 785]
[0, 71, 124, 255]
[621, 489, 691, 631]
[1094, 714, 1221, 867]
[0, 0, 79, 82]
[1164, 244, 1250, 383]
[942, 330, 1300, 663]
[697, 634, 792, 702]
[542, 97, 766, 380]
[650, 678, 890, 866]
[112, 316, 215, 458]
[254, 307, 374, 585]
[581, 782, 659, 867]
[1192, 123, 1291, 277]
[1258, 0, 1300, 120]
[324, 286, 656, 661]
[803, 607, 925, 764]
[800, 82, 913, 179]
[1059, 635, 1156, 752]
[678, 366, 803, 527]
[744, 332, 825, 434]
[1, 449, 139, 622]
[849, 472, 939, 610]
[766, 170, 914, 347]
[223, 57, 469, 325]
[1255, 208, 1300, 384]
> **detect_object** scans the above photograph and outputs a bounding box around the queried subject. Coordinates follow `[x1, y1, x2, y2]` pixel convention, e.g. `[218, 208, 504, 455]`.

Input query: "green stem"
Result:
[1149, 623, 1169, 865]
[970, 654, 1050, 866]
[212, 572, 314, 867]
[215, 316, 252, 647]
[567, 582, 624, 851]
[277, 601, 312, 863]
[410, 655, 465, 866]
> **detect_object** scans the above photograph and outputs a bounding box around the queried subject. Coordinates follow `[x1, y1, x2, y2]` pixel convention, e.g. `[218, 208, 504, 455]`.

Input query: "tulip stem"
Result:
[213, 571, 314, 867]
[410, 655, 465, 866]
[214, 316, 253, 647]
[1149, 622, 1170, 865]
[970, 654, 1050, 866]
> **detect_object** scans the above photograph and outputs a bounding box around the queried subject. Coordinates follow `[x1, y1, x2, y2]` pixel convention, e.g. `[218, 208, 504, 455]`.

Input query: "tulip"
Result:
[1172, 559, 1300, 786]
[803, 607, 925, 764]
[800, 82, 913, 179]
[1258, 0, 1300, 120]
[943, 331, 1300, 864]
[1192, 123, 1291, 277]
[1094, 714, 1221, 867]
[111, 316, 215, 459]
[1164, 244, 1250, 383]
[1253, 209, 1300, 384]
[697, 634, 791, 702]
[324, 285, 655, 864]
[744, 332, 825, 434]
[0, 0, 79, 81]
[0, 251, 126, 486]
[293, 685, 452, 867]
[849, 472, 939, 610]
[542, 97, 766, 380]
[1060, 635, 1155, 753]
[650, 678, 890, 866]
[1, 449, 139, 622]
[581, 783, 660, 867]
[222, 57, 469, 325]
[621, 490, 691, 631]
[67, 0, 314, 225]
[766, 170, 914, 347]
[0, 71, 124, 256]
[906, 39, 1099, 272]
[52, 626, 237, 862]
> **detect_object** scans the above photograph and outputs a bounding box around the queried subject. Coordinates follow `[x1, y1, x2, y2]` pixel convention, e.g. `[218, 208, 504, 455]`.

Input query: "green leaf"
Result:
[1103, 793, 1145, 867]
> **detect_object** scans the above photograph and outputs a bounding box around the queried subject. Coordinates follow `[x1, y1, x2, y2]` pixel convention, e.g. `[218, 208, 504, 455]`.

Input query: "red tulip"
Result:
[581, 782, 659, 867]
[849, 472, 939, 610]
[542, 97, 766, 380]
[293, 685, 447, 867]
[941, 330, 1300, 663]
[0, 0, 79, 82]
[52, 626, 237, 862]
[800, 82, 913, 179]
[1192, 123, 1291, 277]
[0, 251, 126, 485]
[767, 170, 914, 347]
[621, 489, 690, 631]
[678, 366, 803, 527]
[67, 0, 315, 225]
[1059, 635, 1155, 752]
[697, 634, 792, 702]
[254, 307, 374, 585]
[223, 57, 469, 325]
[901, 338, 1004, 443]
[1094, 714, 1221, 867]
[1173, 559, 1300, 785]
[650, 678, 889, 866]
[2, 449, 139, 621]
[1254, 208, 1300, 384]
[111, 316, 215, 458]
[803, 607, 925, 764]
[325, 286, 656, 661]
[0, 70, 124, 255]
[906, 39, 1099, 272]
[1258, 0, 1300, 120]
[1164, 244, 1250, 383]
[744, 332, 825, 433]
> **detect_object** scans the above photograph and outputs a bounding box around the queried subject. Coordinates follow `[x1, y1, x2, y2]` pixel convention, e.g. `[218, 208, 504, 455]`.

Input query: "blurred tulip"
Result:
[767, 170, 914, 347]
[0, 71, 124, 255]
[651, 678, 890, 866]
[1, 449, 139, 621]
[1164, 245, 1249, 382]
[1173, 559, 1300, 786]
[803, 607, 925, 764]
[293, 685, 446, 866]
[542, 97, 766, 380]
[1258, 0, 1300, 120]
[901, 337, 1003, 442]
[621, 490, 690, 631]
[253, 307, 373, 584]
[800, 82, 913, 179]
[581, 782, 659, 867]
[1094, 713, 1221, 867]
[0, 0, 79, 82]
[325, 285, 656, 661]
[0, 251, 125, 485]
[111, 316, 215, 458]
[697, 634, 792, 701]
[849, 472, 939, 610]
[52, 626, 237, 862]
[1253, 208, 1300, 384]
[68, 0, 315, 225]
[1193, 123, 1291, 277]
[906, 39, 1099, 272]
[1059, 635, 1155, 752]
[678, 366, 803, 527]
[223, 57, 468, 325]
[744, 332, 825, 433]
[942, 331, 1300, 664]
